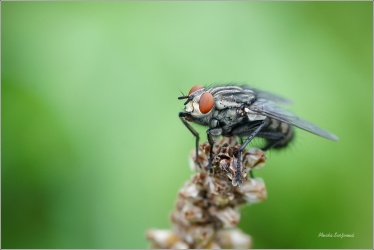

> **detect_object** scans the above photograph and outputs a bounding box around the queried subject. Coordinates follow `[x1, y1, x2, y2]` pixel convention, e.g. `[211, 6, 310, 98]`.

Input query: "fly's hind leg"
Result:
[232, 120, 269, 186]
[261, 139, 282, 151]
[257, 130, 291, 151]
[239, 134, 255, 179]
[258, 131, 284, 151]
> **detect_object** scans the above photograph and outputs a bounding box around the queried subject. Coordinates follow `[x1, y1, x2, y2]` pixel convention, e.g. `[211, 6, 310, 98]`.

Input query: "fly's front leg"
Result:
[206, 133, 215, 173]
[206, 126, 223, 173]
[234, 120, 269, 186]
[179, 113, 201, 169]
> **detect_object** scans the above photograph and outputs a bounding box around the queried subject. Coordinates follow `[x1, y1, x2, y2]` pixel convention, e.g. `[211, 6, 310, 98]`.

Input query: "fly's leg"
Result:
[238, 137, 244, 144]
[206, 127, 224, 173]
[238, 136, 255, 178]
[206, 133, 215, 173]
[231, 121, 266, 182]
[234, 120, 269, 186]
[257, 131, 286, 151]
[179, 113, 201, 169]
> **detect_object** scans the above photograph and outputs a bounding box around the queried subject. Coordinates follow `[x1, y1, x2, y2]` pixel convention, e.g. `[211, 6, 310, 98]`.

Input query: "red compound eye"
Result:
[188, 85, 204, 95]
[199, 92, 214, 114]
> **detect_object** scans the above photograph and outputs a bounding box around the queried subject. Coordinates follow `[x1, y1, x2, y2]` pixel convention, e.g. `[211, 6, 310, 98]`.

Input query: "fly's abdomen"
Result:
[262, 118, 294, 149]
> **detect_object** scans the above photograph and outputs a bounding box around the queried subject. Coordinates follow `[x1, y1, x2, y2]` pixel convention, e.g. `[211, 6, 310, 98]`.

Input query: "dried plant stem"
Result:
[147, 137, 267, 249]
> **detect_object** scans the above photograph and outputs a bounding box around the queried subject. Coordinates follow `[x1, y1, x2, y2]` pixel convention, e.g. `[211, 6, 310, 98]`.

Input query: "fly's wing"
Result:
[250, 98, 339, 141]
[241, 85, 292, 105]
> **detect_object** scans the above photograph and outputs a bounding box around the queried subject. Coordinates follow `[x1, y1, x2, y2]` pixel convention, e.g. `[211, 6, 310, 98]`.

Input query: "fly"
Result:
[178, 84, 339, 186]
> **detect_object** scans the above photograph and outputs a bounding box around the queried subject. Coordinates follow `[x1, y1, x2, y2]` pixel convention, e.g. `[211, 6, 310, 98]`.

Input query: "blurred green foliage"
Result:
[2, 1, 372, 249]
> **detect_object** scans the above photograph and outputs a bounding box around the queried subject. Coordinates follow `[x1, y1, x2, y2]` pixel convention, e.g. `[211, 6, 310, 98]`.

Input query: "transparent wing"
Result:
[242, 85, 292, 105]
[250, 98, 339, 141]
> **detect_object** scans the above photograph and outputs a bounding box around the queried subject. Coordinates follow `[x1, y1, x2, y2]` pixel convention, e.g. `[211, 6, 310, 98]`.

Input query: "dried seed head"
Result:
[146, 229, 179, 248]
[237, 178, 267, 203]
[243, 148, 267, 170]
[215, 228, 253, 249]
[171, 241, 189, 249]
[209, 206, 241, 228]
[147, 137, 268, 248]
[180, 201, 206, 223]
[179, 181, 202, 201]
[176, 224, 215, 248]
[189, 137, 267, 186]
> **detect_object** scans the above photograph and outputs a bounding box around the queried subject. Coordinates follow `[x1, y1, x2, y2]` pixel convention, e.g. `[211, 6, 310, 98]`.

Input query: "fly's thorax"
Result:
[209, 85, 256, 110]
[215, 99, 244, 110]
[211, 108, 246, 134]
[244, 107, 267, 121]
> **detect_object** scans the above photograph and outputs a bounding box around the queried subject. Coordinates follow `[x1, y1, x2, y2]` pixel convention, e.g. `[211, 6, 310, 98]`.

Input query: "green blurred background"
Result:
[1, 1, 372, 249]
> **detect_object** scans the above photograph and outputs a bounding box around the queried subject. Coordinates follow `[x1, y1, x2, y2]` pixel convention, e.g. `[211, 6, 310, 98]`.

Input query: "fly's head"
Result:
[178, 85, 215, 125]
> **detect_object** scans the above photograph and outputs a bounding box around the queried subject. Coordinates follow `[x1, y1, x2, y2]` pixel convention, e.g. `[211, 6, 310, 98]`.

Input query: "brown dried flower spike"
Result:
[147, 137, 267, 249]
